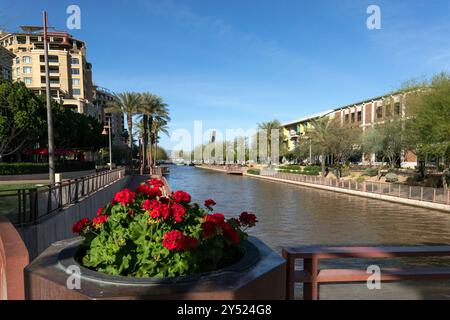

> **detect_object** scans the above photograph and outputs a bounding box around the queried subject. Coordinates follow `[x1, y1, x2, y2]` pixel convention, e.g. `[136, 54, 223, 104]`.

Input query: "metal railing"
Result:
[282, 245, 450, 300]
[199, 164, 245, 174]
[260, 170, 450, 205]
[0, 168, 126, 226]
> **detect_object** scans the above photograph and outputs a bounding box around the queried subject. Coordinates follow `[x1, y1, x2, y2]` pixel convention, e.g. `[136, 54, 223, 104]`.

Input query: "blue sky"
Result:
[2, 0, 450, 150]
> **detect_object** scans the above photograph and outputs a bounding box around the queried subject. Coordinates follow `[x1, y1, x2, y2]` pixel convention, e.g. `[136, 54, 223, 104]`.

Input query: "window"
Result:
[344, 114, 349, 123]
[24, 77, 32, 84]
[23, 56, 31, 64]
[40, 55, 59, 63]
[385, 105, 391, 117]
[376, 106, 383, 119]
[350, 113, 355, 123]
[72, 78, 80, 85]
[23, 67, 32, 74]
[357, 111, 362, 122]
[71, 57, 79, 64]
[15, 57, 20, 64]
[394, 102, 401, 115]
[16, 67, 20, 76]
[71, 68, 80, 75]
[73, 88, 81, 96]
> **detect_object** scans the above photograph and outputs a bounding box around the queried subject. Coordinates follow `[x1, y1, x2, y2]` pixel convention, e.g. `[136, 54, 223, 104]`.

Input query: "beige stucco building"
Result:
[0, 44, 15, 80]
[282, 92, 418, 168]
[0, 28, 97, 117]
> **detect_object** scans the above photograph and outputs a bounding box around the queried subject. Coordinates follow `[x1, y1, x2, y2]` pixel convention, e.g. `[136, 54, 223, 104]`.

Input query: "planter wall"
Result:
[25, 236, 286, 300]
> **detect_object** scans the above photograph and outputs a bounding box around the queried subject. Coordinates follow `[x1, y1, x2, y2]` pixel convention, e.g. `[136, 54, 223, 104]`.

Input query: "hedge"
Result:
[247, 168, 260, 175]
[0, 161, 96, 175]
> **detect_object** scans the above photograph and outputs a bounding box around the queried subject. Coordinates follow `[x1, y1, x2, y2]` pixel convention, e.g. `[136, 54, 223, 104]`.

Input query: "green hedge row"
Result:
[247, 168, 261, 175]
[0, 162, 96, 175]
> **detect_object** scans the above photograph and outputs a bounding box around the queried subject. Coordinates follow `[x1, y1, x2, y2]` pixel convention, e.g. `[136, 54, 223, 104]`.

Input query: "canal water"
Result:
[167, 166, 450, 299]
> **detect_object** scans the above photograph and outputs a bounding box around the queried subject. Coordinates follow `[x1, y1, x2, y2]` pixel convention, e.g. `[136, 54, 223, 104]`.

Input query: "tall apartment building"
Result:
[0, 28, 97, 117]
[94, 86, 126, 145]
[282, 91, 417, 168]
[0, 44, 15, 80]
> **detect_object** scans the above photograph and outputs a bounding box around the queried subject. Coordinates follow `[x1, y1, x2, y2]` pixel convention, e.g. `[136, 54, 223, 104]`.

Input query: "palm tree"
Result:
[310, 117, 334, 176]
[105, 92, 140, 148]
[257, 120, 282, 164]
[138, 93, 170, 174]
[152, 118, 169, 166]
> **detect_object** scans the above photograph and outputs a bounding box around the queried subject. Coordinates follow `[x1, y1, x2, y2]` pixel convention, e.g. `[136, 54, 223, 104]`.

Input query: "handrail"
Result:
[282, 245, 450, 300]
[260, 171, 450, 205]
[1, 168, 126, 227]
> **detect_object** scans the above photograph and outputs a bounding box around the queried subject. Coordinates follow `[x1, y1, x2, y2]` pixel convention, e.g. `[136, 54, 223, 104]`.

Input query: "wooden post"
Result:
[282, 250, 295, 300]
[303, 255, 319, 300]
[420, 187, 424, 201]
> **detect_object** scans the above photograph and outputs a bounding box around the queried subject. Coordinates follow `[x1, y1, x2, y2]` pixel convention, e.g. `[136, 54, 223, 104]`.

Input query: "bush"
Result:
[279, 165, 302, 171]
[364, 167, 378, 177]
[385, 173, 398, 183]
[303, 166, 320, 176]
[0, 161, 96, 175]
[73, 179, 257, 278]
[356, 176, 365, 183]
[247, 168, 260, 175]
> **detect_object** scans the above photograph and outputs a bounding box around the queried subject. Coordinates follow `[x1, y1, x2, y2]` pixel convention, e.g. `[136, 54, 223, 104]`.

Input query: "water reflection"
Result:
[167, 166, 450, 299]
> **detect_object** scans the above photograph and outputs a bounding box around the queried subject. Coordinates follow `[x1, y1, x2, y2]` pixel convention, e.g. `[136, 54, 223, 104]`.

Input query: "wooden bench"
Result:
[282, 245, 450, 300]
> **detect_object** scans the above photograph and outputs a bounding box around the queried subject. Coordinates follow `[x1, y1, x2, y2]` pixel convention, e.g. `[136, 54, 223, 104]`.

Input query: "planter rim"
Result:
[57, 236, 261, 285]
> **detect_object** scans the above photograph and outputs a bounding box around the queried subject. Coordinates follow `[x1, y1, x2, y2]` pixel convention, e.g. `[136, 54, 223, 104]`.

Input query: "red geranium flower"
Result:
[113, 189, 135, 205]
[221, 222, 241, 245]
[135, 184, 162, 198]
[97, 207, 104, 216]
[239, 212, 258, 227]
[201, 221, 219, 238]
[172, 190, 191, 203]
[162, 230, 198, 251]
[92, 214, 108, 226]
[171, 203, 186, 223]
[204, 199, 216, 210]
[72, 217, 89, 233]
[204, 213, 225, 224]
[149, 178, 164, 188]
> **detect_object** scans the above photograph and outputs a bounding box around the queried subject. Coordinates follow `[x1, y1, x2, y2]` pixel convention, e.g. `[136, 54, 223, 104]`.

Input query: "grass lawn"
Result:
[0, 183, 43, 192]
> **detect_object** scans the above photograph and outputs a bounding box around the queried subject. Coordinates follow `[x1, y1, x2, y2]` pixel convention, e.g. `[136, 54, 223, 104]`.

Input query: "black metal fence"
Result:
[0, 168, 125, 226]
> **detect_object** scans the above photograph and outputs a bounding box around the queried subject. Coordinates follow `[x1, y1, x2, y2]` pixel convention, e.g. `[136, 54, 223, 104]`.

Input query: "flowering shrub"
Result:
[72, 178, 258, 278]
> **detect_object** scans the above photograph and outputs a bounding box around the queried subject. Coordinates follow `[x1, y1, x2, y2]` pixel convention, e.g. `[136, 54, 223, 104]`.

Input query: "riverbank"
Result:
[194, 165, 450, 212]
[244, 172, 450, 213]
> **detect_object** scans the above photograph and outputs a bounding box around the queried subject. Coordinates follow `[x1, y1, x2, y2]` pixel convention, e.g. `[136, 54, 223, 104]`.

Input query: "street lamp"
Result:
[102, 118, 112, 171]
[23, 12, 56, 184]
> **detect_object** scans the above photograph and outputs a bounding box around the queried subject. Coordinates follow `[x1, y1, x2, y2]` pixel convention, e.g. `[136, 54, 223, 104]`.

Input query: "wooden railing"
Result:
[282, 245, 450, 300]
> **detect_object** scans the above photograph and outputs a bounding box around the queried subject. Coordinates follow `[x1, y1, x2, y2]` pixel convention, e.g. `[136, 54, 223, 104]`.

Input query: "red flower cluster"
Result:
[142, 199, 170, 219]
[149, 178, 164, 188]
[239, 212, 258, 227]
[171, 203, 186, 223]
[72, 217, 89, 233]
[97, 207, 104, 216]
[172, 190, 191, 203]
[135, 183, 162, 198]
[92, 214, 108, 226]
[113, 189, 136, 205]
[201, 213, 240, 245]
[162, 230, 198, 251]
[204, 198, 216, 210]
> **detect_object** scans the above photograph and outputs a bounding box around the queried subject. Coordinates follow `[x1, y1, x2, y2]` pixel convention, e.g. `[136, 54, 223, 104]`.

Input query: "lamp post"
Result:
[102, 118, 112, 171]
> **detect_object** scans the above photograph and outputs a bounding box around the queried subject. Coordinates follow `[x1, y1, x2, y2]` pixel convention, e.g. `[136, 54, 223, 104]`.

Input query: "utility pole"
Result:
[43, 11, 56, 185]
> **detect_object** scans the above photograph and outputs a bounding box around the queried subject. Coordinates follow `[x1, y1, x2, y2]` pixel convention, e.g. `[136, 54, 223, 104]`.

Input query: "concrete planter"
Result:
[25, 236, 286, 300]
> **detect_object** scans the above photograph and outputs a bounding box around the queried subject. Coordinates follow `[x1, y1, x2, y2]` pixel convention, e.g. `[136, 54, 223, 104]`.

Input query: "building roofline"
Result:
[281, 109, 334, 127]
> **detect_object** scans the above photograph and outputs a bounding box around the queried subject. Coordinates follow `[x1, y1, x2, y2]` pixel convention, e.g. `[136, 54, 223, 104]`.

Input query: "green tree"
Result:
[256, 119, 285, 164]
[309, 117, 334, 175]
[405, 72, 450, 188]
[106, 92, 141, 165]
[0, 80, 45, 161]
